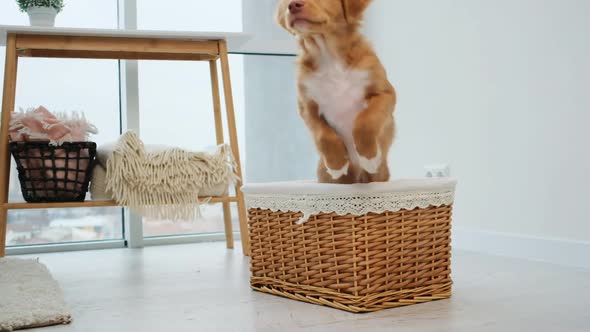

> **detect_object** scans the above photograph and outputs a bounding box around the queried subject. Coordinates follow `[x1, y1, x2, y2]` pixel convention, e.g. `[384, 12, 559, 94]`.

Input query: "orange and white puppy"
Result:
[276, 0, 396, 184]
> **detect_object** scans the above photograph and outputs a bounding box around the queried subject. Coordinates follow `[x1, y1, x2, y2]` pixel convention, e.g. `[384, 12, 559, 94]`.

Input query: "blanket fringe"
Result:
[105, 131, 239, 221]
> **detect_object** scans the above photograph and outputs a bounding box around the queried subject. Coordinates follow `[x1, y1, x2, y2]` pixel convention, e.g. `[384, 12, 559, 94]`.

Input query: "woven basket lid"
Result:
[242, 178, 457, 223]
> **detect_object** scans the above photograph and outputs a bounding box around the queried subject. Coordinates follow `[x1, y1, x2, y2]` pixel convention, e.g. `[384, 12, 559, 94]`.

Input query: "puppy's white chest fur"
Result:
[302, 52, 370, 166]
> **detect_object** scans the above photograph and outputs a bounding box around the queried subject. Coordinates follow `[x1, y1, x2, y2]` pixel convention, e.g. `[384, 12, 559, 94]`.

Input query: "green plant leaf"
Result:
[17, 0, 64, 13]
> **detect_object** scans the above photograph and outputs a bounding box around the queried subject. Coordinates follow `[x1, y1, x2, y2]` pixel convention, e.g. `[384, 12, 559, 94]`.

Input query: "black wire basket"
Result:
[9, 141, 97, 203]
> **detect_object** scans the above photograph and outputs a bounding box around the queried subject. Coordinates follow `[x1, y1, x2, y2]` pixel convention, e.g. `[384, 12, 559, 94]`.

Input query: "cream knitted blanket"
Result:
[104, 131, 239, 221]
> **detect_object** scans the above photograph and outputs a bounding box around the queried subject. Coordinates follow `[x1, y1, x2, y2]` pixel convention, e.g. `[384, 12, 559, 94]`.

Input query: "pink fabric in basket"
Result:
[9, 106, 90, 144]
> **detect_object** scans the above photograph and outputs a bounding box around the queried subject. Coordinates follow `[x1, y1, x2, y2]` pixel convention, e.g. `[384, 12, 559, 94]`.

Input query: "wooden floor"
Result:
[18, 242, 590, 332]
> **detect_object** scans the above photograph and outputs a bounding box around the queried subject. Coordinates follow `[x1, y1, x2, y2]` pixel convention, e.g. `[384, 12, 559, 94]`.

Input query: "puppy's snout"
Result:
[288, 1, 305, 14]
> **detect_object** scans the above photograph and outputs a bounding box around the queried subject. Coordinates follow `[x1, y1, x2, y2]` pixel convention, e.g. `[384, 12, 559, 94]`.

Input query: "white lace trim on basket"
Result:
[245, 189, 456, 224]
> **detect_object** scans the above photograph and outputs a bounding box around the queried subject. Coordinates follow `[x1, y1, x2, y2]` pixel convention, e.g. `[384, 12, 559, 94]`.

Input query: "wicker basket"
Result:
[9, 141, 97, 203]
[243, 179, 457, 313]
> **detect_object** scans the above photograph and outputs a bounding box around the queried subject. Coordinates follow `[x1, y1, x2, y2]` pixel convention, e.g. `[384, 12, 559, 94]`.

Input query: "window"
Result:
[242, 54, 311, 183]
[136, 1, 245, 238]
[1, 0, 123, 246]
[137, 0, 242, 32]
[138, 56, 245, 237]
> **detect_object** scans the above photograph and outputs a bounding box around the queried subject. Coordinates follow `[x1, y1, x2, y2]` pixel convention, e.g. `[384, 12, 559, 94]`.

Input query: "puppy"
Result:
[276, 0, 396, 184]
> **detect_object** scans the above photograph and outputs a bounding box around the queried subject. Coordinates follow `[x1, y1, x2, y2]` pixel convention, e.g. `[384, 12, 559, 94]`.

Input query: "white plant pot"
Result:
[26, 6, 58, 27]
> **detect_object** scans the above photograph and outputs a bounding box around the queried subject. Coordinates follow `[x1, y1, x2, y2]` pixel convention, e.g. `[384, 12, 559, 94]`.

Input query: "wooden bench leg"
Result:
[221, 202, 234, 249]
[0, 34, 19, 257]
[209, 59, 234, 250]
[0, 209, 7, 257]
[218, 41, 250, 256]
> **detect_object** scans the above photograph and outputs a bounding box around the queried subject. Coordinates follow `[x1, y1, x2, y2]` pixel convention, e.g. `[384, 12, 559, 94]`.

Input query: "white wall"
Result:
[365, 0, 590, 242]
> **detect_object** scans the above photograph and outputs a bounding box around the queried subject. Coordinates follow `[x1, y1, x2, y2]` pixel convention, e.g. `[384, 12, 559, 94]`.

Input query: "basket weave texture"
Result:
[9, 141, 97, 203]
[249, 205, 453, 313]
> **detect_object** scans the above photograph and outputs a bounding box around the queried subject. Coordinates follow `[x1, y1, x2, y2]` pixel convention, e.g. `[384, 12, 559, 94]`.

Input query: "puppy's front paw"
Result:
[325, 161, 350, 180]
[357, 146, 382, 174]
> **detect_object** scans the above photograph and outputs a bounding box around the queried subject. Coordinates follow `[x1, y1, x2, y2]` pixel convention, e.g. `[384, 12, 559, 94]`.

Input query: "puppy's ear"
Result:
[275, 0, 290, 31]
[343, 0, 372, 23]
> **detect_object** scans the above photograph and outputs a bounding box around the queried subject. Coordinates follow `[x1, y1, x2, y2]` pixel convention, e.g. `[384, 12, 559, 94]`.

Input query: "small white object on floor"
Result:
[0, 258, 71, 331]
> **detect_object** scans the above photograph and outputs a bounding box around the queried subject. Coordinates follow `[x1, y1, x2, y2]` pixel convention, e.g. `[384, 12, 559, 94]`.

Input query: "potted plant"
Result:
[17, 0, 64, 27]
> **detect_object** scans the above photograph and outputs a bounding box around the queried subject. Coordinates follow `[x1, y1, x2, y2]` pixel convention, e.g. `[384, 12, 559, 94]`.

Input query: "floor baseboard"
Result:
[452, 228, 590, 269]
